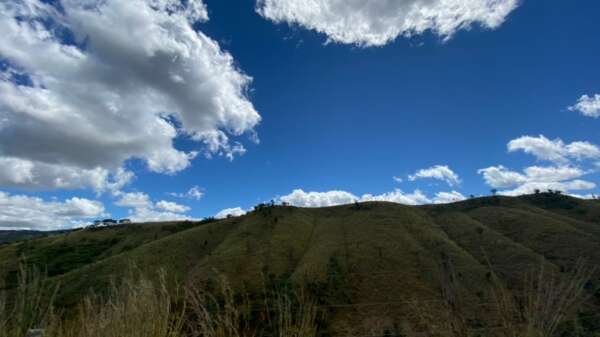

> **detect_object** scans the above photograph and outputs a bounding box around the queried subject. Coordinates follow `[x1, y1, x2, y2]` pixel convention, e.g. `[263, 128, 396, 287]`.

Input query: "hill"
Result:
[0, 193, 599, 335]
[0, 230, 70, 245]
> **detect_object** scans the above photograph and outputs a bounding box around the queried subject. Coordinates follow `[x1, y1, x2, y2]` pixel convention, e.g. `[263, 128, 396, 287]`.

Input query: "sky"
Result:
[1, 0, 600, 229]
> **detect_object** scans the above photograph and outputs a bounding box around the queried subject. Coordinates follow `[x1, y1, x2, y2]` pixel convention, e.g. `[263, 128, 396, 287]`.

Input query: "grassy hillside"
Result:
[1, 193, 599, 335]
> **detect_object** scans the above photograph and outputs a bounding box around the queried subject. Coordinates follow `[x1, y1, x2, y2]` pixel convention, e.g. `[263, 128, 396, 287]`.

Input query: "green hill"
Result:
[1, 193, 599, 335]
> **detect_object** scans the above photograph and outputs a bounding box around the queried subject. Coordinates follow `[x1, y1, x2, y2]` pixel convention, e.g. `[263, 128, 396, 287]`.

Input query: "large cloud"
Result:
[0, 191, 105, 230]
[0, 0, 260, 192]
[257, 0, 519, 47]
[279, 188, 436, 207]
[408, 165, 461, 186]
[569, 94, 600, 118]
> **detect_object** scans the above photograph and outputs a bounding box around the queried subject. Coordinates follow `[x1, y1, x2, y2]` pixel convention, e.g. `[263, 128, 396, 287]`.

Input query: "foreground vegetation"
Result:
[0, 259, 597, 337]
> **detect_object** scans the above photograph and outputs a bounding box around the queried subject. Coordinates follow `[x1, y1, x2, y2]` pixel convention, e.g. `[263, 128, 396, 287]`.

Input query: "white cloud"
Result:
[498, 180, 596, 197]
[115, 191, 193, 221]
[0, 0, 260, 191]
[128, 207, 193, 223]
[478, 165, 593, 196]
[257, 0, 518, 47]
[169, 185, 204, 200]
[215, 207, 246, 219]
[569, 94, 600, 118]
[280, 188, 433, 207]
[0, 158, 133, 193]
[522, 166, 584, 182]
[115, 192, 153, 209]
[565, 142, 600, 161]
[433, 191, 466, 204]
[0, 191, 105, 230]
[507, 135, 600, 163]
[155, 200, 190, 213]
[280, 189, 357, 207]
[393, 176, 403, 183]
[478, 165, 527, 189]
[408, 165, 461, 186]
[361, 189, 431, 205]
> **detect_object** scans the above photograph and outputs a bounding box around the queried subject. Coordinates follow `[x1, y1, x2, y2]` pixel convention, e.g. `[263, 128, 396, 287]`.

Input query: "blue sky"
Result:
[1, 0, 600, 229]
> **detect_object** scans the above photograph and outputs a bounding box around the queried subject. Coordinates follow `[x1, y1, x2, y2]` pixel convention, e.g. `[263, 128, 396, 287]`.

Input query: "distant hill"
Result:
[0, 229, 70, 245]
[0, 193, 599, 334]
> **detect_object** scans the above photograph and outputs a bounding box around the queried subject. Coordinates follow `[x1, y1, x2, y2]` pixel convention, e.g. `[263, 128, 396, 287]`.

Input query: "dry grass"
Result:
[0, 261, 595, 337]
[490, 259, 594, 337]
[185, 274, 320, 337]
[0, 265, 58, 337]
[53, 270, 186, 337]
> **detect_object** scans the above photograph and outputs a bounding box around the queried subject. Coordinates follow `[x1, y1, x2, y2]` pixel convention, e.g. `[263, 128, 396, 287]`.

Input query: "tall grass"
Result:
[490, 260, 594, 337]
[54, 271, 186, 337]
[0, 261, 595, 337]
[0, 265, 58, 337]
[185, 275, 320, 337]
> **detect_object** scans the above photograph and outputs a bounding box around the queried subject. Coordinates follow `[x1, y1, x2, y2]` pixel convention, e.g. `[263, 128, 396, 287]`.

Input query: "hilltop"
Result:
[1, 193, 599, 334]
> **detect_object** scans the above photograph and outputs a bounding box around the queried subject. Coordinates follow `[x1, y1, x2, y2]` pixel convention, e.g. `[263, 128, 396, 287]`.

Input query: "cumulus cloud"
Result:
[215, 207, 246, 219]
[115, 192, 153, 209]
[408, 165, 461, 186]
[280, 189, 357, 207]
[0, 158, 134, 193]
[0, 191, 104, 230]
[0, 0, 260, 192]
[477, 165, 527, 189]
[257, 0, 519, 47]
[433, 191, 466, 204]
[155, 200, 190, 213]
[129, 207, 193, 223]
[279, 188, 434, 207]
[115, 191, 193, 222]
[508, 135, 600, 163]
[569, 94, 600, 118]
[361, 189, 431, 205]
[498, 180, 596, 197]
[478, 165, 593, 196]
[169, 185, 204, 200]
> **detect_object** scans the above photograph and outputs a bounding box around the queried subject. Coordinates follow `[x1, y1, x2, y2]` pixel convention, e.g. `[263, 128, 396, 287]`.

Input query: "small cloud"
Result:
[215, 207, 247, 219]
[155, 200, 190, 213]
[408, 165, 461, 187]
[569, 94, 600, 118]
[433, 191, 466, 204]
[169, 186, 205, 201]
